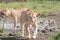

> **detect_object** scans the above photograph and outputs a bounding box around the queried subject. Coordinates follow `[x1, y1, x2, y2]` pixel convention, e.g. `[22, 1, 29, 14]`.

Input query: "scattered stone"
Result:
[40, 14, 46, 18]
[48, 14, 56, 17]
[53, 28, 55, 30]
[0, 34, 2, 36]
[37, 14, 46, 18]
[9, 33, 16, 36]
[58, 28, 60, 29]
[19, 29, 21, 31]
[49, 29, 53, 32]
[0, 19, 1, 21]
[37, 29, 39, 32]
[13, 31, 16, 33]
[41, 30, 46, 33]
[17, 26, 20, 28]
[40, 22, 44, 24]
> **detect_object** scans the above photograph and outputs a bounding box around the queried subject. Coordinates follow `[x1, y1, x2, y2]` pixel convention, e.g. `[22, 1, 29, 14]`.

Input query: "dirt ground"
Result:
[15, 12, 60, 40]
[0, 12, 60, 40]
[28, 12, 60, 40]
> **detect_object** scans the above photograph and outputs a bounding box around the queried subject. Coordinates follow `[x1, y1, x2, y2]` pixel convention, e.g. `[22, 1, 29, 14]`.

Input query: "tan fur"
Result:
[0, 8, 37, 39]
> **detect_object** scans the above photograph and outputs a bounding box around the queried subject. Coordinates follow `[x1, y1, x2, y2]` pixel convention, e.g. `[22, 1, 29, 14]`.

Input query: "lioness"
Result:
[0, 8, 37, 38]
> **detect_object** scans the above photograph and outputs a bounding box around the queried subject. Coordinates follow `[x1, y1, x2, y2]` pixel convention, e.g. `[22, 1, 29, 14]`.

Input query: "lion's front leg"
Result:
[14, 18, 17, 30]
[32, 23, 37, 39]
[27, 25, 31, 38]
[21, 23, 24, 37]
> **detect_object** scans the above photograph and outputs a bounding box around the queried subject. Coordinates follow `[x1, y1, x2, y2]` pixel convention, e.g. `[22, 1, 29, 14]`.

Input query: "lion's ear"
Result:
[2, 9, 6, 12]
[4, 10, 6, 12]
[3, 8, 9, 12]
[25, 9, 31, 15]
[26, 9, 30, 11]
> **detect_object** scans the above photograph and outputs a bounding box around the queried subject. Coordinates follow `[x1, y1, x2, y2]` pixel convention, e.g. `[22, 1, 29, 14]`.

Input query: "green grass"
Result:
[0, 1, 60, 15]
[48, 32, 60, 40]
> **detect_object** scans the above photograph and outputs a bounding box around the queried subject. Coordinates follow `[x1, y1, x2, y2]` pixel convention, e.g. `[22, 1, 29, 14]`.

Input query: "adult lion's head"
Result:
[0, 8, 11, 18]
[26, 9, 37, 23]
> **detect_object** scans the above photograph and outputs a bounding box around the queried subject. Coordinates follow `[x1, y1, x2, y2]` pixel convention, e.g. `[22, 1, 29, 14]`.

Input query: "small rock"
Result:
[9, 33, 16, 36]
[0, 19, 1, 20]
[41, 30, 46, 33]
[53, 28, 56, 30]
[58, 27, 60, 29]
[19, 29, 21, 31]
[17, 26, 19, 28]
[49, 29, 53, 32]
[37, 29, 39, 32]
[0, 34, 2, 36]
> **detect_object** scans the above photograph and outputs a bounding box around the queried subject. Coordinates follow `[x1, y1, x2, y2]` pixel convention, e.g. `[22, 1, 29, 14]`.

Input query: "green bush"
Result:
[49, 32, 60, 40]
